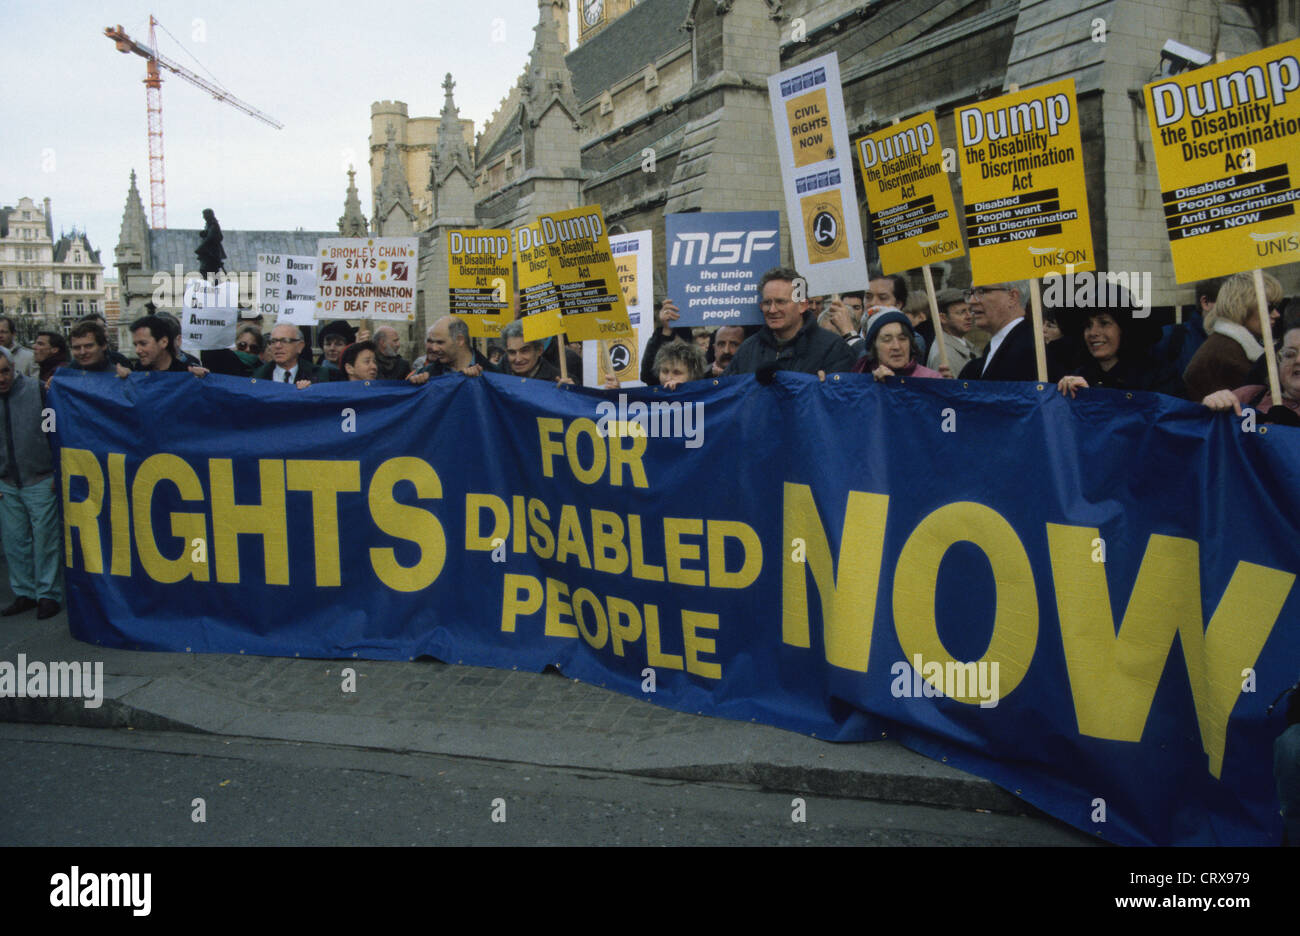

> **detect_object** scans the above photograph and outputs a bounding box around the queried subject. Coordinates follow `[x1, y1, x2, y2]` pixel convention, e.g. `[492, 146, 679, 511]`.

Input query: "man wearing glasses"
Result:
[253, 324, 323, 387]
[958, 281, 1040, 382]
[723, 267, 857, 377]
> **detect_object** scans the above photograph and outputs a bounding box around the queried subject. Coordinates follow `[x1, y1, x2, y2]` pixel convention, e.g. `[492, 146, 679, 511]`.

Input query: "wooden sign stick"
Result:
[1029, 279, 1049, 383]
[1001, 83, 1048, 382]
[557, 331, 569, 382]
[922, 265, 951, 374]
[1253, 268, 1283, 406]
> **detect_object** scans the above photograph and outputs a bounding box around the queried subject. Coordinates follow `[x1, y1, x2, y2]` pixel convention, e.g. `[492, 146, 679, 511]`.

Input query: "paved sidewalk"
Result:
[0, 594, 1064, 822]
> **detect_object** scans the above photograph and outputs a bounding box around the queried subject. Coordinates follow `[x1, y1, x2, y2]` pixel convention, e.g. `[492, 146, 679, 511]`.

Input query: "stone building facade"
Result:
[0, 196, 105, 337]
[366, 0, 1299, 330]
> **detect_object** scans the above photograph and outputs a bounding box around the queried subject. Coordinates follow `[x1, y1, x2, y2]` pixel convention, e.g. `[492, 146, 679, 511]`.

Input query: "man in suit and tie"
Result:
[958, 281, 1054, 382]
[253, 324, 323, 387]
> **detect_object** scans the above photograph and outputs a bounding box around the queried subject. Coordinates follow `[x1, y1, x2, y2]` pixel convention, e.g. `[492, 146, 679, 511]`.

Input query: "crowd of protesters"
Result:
[0, 264, 1294, 622]
[619, 267, 1297, 426]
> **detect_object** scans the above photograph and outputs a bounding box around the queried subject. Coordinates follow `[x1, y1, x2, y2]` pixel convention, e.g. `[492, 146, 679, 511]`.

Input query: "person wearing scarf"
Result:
[1183, 271, 1282, 402]
[1202, 322, 1300, 427]
[852, 308, 943, 381]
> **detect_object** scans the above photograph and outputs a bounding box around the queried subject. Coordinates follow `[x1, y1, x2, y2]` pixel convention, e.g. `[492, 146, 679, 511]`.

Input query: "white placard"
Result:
[767, 52, 869, 295]
[315, 237, 419, 321]
[181, 280, 239, 350]
[258, 253, 318, 325]
[256, 253, 284, 319]
[583, 230, 654, 387]
[279, 255, 318, 325]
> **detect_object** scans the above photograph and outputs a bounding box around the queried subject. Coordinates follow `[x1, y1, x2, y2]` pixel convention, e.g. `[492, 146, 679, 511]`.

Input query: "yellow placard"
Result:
[785, 88, 834, 169]
[514, 222, 562, 343]
[799, 188, 851, 264]
[447, 229, 512, 338]
[537, 204, 633, 343]
[855, 111, 965, 274]
[1144, 39, 1300, 282]
[955, 79, 1095, 283]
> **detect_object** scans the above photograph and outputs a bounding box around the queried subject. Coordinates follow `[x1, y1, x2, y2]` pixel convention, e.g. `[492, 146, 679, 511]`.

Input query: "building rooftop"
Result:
[148, 229, 337, 273]
[567, 0, 691, 104]
[53, 232, 101, 265]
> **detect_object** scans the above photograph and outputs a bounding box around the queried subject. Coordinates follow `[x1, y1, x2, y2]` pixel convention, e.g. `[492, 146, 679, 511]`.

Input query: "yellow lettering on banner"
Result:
[664, 518, 706, 586]
[555, 503, 593, 568]
[608, 429, 649, 488]
[61, 448, 104, 573]
[285, 460, 361, 587]
[528, 498, 555, 559]
[368, 457, 446, 592]
[591, 509, 629, 574]
[545, 576, 578, 638]
[564, 418, 607, 485]
[537, 418, 565, 478]
[628, 514, 664, 581]
[682, 611, 722, 679]
[511, 495, 527, 553]
[107, 452, 131, 576]
[573, 588, 609, 650]
[465, 493, 510, 550]
[707, 520, 762, 589]
[893, 502, 1038, 702]
[607, 596, 643, 656]
[1046, 524, 1294, 778]
[781, 483, 888, 674]
[645, 603, 683, 670]
[501, 573, 543, 633]
[210, 459, 289, 586]
[132, 453, 209, 583]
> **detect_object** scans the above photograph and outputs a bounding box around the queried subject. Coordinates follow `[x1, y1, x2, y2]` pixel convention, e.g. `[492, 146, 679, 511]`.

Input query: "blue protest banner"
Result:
[665, 211, 779, 327]
[49, 369, 1299, 846]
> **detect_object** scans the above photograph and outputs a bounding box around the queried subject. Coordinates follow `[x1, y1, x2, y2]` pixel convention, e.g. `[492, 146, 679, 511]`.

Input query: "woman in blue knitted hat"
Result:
[852, 307, 943, 381]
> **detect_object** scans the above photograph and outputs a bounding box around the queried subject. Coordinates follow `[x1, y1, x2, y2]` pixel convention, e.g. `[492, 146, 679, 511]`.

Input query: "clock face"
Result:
[584, 0, 604, 27]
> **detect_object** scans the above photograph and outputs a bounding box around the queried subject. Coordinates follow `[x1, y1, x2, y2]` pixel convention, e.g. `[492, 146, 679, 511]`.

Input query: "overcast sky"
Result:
[4, 1, 575, 267]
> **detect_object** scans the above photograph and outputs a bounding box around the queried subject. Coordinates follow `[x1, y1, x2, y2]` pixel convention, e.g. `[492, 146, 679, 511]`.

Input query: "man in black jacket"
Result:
[67, 321, 120, 372]
[419, 316, 489, 378]
[252, 324, 324, 385]
[958, 281, 1050, 382]
[724, 267, 857, 377]
[500, 320, 560, 382]
[123, 315, 195, 374]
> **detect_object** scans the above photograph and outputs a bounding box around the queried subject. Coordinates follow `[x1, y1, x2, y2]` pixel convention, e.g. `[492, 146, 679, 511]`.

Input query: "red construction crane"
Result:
[104, 16, 283, 229]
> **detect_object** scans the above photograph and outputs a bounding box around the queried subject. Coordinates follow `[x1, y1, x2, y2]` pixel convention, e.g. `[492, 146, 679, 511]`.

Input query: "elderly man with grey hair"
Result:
[373, 324, 412, 380]
[957, 279, 1052, 381]
[499, 319, 560, 382]
[419, 315, 491, 378]
[253, 322, 324, 386]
